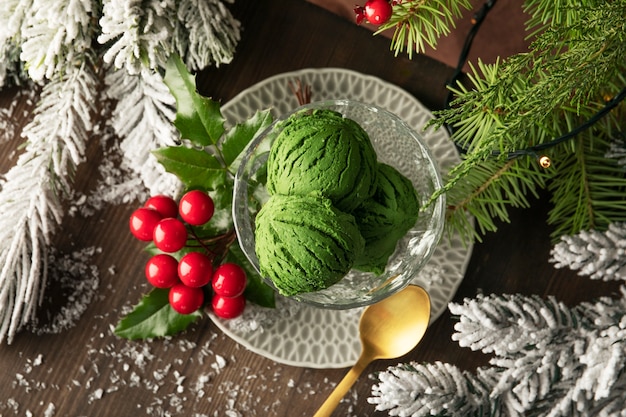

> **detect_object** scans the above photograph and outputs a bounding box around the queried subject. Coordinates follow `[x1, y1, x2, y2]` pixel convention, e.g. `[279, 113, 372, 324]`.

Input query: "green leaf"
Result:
[164, 54, 225, 146]
[207, 184, 234, 233]
[221, 110, 274, 167]
[153, 146, 227, 190]
[226, 244, 276, 308]
[115, 288, 202, 340]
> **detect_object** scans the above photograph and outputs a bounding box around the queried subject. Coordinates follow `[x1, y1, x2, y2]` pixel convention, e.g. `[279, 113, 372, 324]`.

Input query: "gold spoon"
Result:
[313, 285, 430, 417]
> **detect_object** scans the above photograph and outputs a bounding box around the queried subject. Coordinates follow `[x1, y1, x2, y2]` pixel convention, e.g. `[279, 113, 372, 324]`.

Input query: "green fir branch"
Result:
[548, 128, 626, 239]
[426, 1, 626, 242]
[445, 155, 549, 242]
[378, 0, 472, 58]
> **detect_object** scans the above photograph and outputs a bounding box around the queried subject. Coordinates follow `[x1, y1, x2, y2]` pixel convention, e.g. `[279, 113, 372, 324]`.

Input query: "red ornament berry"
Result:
[179, 190, 215, 226]
[212, 294, 246, 319]
[129, 208, 163, 241]
[145, 195, 178, 219]
[145, 254, 180, 288]
[364, 0, 392, 25]
[169, 283, 204, 315]
[178, 252, 213, 288]
[153, 218, 187, 253]
[212, 263, 247, 298]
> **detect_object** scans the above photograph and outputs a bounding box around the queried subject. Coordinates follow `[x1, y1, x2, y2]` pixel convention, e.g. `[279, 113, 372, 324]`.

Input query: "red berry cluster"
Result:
[354, 0, 393, 26]
[129, 191, 247, 319]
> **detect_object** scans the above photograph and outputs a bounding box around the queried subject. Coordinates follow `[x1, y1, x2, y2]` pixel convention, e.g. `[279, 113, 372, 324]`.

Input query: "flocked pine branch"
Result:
[97, 0, 242, 200]
[0, 43, 25, 88]
[0, 62, 97, 344]
[104, 66, 181, 198]
[370, 361, 498, 416]
[19, 0, 98, 82]
[0, 0, 31, 87]
[98, 0, 176, 73]
[370, 289, 626, 417]
[173, 0, 240, 71]
[550, 222, 626, 281]
[0, 0, 30, 44]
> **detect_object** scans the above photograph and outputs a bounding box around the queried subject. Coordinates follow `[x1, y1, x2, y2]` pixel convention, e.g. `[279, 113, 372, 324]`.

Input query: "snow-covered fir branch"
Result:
[20, 0, 98, 82]
[370, 361, 498, 417]
[174, 0, 240, 70]
[450, 293, 580, 355]
[452, 294, 587, 416]
[98, 0, 176, 74]
[370, 289, 626, 417]
[104, 66, 181, 198]
[0, 62, 98, 344]
[0, 0, 32, 49]
[0, 0, 31, 87]
[550, 222, 626, 281]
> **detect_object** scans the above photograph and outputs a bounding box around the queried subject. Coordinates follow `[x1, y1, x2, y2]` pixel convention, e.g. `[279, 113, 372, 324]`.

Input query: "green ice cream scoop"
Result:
[266, 109, 378, 212]
[254, 194, 365, 296]
[352, 163, 420, 274]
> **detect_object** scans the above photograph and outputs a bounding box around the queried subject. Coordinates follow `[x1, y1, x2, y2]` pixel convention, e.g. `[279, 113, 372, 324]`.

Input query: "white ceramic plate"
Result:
[208, 68, 472, 369]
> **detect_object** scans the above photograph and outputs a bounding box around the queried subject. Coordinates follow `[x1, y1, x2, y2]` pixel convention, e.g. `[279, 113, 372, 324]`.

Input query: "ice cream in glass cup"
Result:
[233, 100, 445, 309]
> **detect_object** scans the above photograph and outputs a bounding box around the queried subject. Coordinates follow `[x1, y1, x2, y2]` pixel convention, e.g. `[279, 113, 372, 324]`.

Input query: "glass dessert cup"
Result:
[233, 99, 445, 309]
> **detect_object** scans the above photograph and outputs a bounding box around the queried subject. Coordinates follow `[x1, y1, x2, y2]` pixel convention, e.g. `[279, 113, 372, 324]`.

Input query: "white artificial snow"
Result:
[43, 402, 55, 417]
[0, 88, 37, 146]
[216, 295, 307, 336]
[212, 354, 227, 372]
[87, 388, 103, 404]
[29, 247, 100, 336]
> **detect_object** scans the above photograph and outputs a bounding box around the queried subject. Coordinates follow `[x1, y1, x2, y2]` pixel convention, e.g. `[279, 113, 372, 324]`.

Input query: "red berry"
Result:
[212, 263, 247, 298]
[364, 0, 392, 25]
[145, 195, 178, 219]
[354, 6, 366, 24]
[169, 283, 204, 314]
[179, 190, 215, 226]
[145, 254, 179, 288]
[178, 252, 213, 288]
[153, 218, 187, 253]
[212, 294, 246, 319]
[129, 208, 163, 241]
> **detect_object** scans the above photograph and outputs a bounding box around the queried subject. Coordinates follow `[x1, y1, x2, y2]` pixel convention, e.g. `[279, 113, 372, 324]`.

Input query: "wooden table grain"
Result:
[0, 1, 621, 416]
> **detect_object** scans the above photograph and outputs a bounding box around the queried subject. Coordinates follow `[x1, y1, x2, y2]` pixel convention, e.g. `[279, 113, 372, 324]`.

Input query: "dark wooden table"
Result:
[0, 1, 621, 416]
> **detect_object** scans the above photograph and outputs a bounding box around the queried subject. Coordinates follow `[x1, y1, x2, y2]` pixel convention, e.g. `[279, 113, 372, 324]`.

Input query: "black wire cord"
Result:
[443, 0, 626, 165]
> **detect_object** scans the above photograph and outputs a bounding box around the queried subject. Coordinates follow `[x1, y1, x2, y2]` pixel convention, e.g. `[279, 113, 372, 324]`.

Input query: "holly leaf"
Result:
[221, 110, 274, 168]
[226, 244, 276, 308]
[164, 54, 225, 146]
[115, 288, 202, 340]
[153, 146, 227, 190]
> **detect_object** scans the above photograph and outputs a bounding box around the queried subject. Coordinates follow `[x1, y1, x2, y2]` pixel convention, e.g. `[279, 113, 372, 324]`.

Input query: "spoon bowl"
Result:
[313, 285, 431, 417]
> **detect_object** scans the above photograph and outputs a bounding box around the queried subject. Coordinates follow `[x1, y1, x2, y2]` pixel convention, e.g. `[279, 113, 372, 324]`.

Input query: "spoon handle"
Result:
[313, 353, 371, 417]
